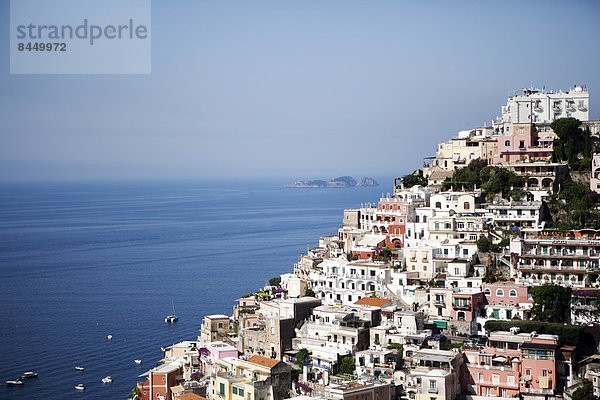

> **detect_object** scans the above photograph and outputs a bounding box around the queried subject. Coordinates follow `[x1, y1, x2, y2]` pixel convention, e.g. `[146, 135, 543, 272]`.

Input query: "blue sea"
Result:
[0, 180, 388, 399]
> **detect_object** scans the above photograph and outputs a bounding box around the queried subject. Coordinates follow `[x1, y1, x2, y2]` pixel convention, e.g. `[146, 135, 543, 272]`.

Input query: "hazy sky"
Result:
[1, 0, 599, 181]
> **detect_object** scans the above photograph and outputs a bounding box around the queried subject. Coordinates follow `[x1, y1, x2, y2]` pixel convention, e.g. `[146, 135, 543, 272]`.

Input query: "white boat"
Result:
[75, 366, 85, 372]
[20, 371, 38, 379]
[107, 334, 113, 340]
[6, 379, 24, 386]
[134, 359, 143, 365]
[102, 376, 113, 384]
[165, 302, 178, 323]
[75, 383, 85, 390]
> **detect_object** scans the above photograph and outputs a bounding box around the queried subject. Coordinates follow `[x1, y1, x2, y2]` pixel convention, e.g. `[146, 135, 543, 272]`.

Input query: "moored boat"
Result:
[102, 376, 113, 383]
[75, 366, 85, 372]
[134, 359, 142, 365]
[75, 383, 85, 390]
[107, 334, 113, 340]
[165, 301, 178, 323]
[6, 379, 24, 386]
[20, 371, 38, 379]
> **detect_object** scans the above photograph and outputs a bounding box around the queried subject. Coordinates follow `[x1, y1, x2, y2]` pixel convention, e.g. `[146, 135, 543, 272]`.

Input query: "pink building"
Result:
[464, 331, 559, 397]
[451, 290, 485, 335]
[198, 341, 239, 376]
[452, 291, 484, 321]
[483, 282, 530, 306]
[491, 123, 554, 165]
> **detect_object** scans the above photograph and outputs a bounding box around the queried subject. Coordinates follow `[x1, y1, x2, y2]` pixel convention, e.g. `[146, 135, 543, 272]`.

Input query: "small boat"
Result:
[134, 359, 143, 365]
[165, 301, 178, 323]
[102, 376, 113, 384]
[75, 383, 85, 390]
[20, 371, 38, 379]
[107, 334, 113, 340]
[6, 379, 24, 386]
[75, 366, 85, 372]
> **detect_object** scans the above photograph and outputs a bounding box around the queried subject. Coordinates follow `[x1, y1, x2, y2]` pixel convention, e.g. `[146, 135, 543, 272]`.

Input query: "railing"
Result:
[453, 303, 471, 310]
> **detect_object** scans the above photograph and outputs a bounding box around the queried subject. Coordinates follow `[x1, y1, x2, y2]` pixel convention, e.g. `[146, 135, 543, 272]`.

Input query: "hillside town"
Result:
[133, 86, 600, 400]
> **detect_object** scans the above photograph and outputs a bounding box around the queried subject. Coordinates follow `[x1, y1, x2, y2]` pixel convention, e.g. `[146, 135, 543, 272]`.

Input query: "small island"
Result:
[286, 176, 379, 188]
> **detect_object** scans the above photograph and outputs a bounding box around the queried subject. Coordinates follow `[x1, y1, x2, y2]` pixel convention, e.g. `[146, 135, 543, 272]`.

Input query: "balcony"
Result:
[552, 105, 562, 113]
[453, 303, 471, 310]
[428, 387, 439, 394]
[566, 104, 576, 112]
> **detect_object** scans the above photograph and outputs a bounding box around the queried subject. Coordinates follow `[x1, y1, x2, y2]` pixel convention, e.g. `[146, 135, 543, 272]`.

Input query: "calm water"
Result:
[0, 180, 388, 399]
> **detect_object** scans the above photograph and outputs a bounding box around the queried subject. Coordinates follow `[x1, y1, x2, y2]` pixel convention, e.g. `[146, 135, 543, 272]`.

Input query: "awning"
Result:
[358, 234, 386, 247]
[492, 356, 507, 363]
[433, 320, 447, 329]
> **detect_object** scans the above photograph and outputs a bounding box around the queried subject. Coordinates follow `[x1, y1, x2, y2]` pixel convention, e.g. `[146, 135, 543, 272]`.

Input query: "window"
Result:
[509, 289, 517, 297]
[492, 374, 499, 384]
[435, 202, 442, 209]
[484, 288, 491, 295]
[233, 387, 238, 395]
[496, 289, 504, 297]
[519, 140, 525, 149]
[220, 383, 225, 395]
[370, 270, 376, 277]
[423, 216, 427, 222]
[506, 310, 512, 319]
[505, 140, 510, 146]
[464, 202, 470, 210]
[508, 376, 515, 385]
[542, 369, 548, 377]
[238, 389, 244, 397]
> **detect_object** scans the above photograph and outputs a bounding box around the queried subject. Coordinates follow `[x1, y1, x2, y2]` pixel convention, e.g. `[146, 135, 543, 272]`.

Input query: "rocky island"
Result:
[286, 176, 379, 188]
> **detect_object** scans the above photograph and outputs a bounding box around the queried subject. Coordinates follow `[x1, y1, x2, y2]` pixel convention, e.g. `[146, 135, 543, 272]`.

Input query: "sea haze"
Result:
[0, 179, 388, 400]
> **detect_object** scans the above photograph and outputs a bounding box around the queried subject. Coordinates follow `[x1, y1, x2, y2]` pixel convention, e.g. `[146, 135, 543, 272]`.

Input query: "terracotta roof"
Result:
[354, 297, 391, 307]
[248, 355, 280, 369]
[177, 394, 207, 400]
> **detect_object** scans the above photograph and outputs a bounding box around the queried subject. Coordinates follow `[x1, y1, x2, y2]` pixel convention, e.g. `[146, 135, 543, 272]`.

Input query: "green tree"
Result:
[387, 343, 404, 356]
[304, 286, 316, 297]
[551, 118, 597, 171]
[402, 173, 428, 188]
[268, 276, 281, 286]
[295, 348, 311, 366]
[572, 379, 599, 400]
[476, 236, 493, 253]
[129, 385, 141, 400]
[530, 284, 572, 323]
[338, 356, 355, 375]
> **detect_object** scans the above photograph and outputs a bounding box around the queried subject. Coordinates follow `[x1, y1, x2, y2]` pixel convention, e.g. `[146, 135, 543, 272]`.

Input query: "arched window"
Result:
[496, 289, 504, 297]
[505, 140, 510, 146]
[416, 215, 420, 223]
[509, 289, 517, 297]
[423, 216, 427, 222]
[484, 288, 491, 295]
[435, 202, 442, 209]
[464, 202, 470, 210]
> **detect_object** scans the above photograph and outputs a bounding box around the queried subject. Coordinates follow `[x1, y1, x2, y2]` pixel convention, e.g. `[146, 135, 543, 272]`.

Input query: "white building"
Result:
[493, 86, 589, 131]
